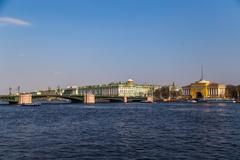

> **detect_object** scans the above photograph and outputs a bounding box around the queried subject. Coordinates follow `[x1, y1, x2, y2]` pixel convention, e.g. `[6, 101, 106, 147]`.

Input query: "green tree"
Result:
[153, 88, 161, 100]
[161, 86, 170, 99]
[226, 85, 238, 99]
[237, 85, 240, 100]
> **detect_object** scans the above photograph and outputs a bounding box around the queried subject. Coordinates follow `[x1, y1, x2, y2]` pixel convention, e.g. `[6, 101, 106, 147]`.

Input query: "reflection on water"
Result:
[0, 103, 240, 160]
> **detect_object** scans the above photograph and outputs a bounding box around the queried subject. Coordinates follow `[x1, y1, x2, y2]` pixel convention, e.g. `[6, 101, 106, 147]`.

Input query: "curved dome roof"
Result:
[196, 79, 210, 84]
[127, 79, 134, 82]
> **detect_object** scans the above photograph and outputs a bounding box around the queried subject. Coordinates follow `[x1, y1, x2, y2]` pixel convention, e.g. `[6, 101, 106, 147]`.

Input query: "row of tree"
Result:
[154, 86, 182, 100]
[226, 85, 240, 99]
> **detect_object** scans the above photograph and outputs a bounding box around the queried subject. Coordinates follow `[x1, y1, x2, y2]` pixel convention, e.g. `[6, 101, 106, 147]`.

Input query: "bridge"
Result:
[0, 94, 153, 105]
[0, 95, 20, 104]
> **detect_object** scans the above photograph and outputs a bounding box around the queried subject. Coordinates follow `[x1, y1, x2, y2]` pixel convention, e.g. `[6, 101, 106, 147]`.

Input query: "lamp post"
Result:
[9, 87, 12, 95]
[17, 86, 20, 94]
[237, 87, 240, 101]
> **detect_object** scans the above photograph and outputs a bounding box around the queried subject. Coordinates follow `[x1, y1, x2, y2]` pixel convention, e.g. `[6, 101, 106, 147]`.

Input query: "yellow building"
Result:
[182, 79, 226, 99]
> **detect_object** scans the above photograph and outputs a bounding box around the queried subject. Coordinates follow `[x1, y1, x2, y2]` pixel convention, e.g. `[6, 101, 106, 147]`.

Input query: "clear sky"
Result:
[0, 0, 240, 93]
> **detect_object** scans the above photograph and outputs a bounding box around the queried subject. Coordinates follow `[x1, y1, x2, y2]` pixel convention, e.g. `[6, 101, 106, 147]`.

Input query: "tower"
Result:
[200, 65, 204, 80]
[17, 86, 20, 94]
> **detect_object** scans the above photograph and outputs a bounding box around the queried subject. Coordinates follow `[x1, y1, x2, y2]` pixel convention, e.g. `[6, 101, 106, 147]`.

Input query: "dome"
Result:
[127, 79, 134, 85]
[127, 79, 134, 82]
[197, 79, 210, 84]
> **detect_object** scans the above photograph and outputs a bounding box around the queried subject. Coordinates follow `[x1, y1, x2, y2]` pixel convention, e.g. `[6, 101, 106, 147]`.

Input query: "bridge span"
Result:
[0, 94, 153, 105]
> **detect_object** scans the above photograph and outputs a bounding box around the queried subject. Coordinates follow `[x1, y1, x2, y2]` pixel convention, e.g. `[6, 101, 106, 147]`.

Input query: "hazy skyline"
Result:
[1, 0, 240, 93]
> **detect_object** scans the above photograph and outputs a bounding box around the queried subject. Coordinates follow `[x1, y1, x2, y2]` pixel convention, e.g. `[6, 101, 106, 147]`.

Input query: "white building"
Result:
[64, 79, 160, 97]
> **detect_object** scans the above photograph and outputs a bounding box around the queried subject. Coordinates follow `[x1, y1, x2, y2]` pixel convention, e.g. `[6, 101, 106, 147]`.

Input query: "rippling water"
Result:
[0, 103, 240, 160]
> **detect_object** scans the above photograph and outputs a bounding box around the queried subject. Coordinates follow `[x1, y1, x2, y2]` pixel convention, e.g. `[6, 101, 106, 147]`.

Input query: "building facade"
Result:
[63, 79, 160, 97]
[62, 86, 78, 96]
[182, 79, 226, 99]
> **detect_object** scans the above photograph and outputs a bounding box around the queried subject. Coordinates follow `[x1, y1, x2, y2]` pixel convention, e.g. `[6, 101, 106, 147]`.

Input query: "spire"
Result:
[201, 65, 203, 80]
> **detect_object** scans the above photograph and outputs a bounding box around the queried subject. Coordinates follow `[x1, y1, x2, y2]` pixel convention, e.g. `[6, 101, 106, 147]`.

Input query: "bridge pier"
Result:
[124, 96, 128, 103]
[146, 96, 154, 103]
[84, 94, 95, 104]
[18, 94, 32, 105]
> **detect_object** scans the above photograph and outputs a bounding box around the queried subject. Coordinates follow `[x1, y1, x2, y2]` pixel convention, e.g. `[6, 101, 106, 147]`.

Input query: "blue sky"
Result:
[0, 0, 240, 93]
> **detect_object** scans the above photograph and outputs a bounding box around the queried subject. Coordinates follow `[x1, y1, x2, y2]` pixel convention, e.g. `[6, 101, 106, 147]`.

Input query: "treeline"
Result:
[226, 85, 240, 99]
[154, 86, 182, 100]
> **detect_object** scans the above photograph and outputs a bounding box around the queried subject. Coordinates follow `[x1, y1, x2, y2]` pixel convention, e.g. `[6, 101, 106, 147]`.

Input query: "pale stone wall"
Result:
[124, 96, 128, 103]
[147, 96, 154, 102]
[84, 94, 95, 104]
[18, 94, 32, 104]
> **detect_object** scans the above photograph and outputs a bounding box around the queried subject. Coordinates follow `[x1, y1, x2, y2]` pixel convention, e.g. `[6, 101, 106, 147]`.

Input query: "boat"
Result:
[190, 100, 198, 103]
[141, 101, 154, 103]
[197, 98, 236, 104]
[19, 103, 41, 107]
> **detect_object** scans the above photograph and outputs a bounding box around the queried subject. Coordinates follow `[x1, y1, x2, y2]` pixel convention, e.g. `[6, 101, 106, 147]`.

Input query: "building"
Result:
[62, 86, 78, 96]
[38, 90, 57, 96]
[31, 89, 57, 96]
[31, 91, 42, 96]
[182, 79, 226, 99]
[63, 79, 160, 97]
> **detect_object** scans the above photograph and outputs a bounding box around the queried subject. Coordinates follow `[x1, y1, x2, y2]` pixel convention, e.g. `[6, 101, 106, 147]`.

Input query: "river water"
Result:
[0, 103, 240, 160]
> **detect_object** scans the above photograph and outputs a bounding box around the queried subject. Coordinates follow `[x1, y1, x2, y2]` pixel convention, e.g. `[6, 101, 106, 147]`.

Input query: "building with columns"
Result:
[182, 79, 226, 99]
[63, 79, 160, 97]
